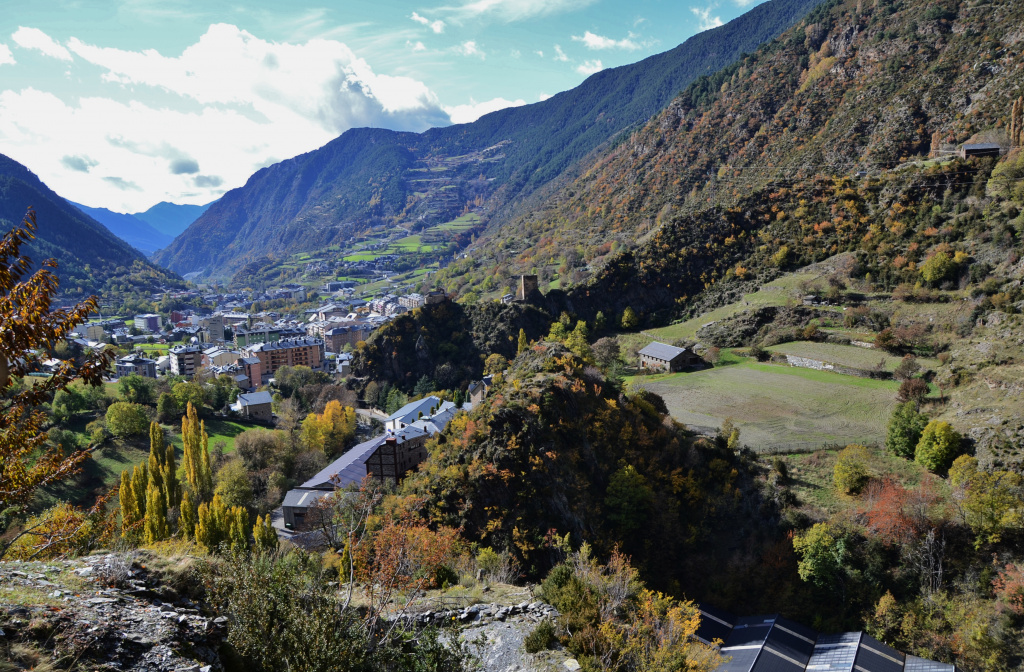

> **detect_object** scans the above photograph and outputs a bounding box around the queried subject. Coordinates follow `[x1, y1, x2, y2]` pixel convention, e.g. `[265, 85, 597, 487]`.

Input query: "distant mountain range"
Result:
[153, 0, 825, 278]
[68, 200, 215, 255]
[0, 153, 183, 296]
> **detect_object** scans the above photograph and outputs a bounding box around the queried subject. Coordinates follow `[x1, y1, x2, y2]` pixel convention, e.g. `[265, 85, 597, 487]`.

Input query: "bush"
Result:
[896, 378, 930, 403]
[833, 444, 871, 494]
[915, 420, 962, 473]
[885, 401, 929, 459]
[105, 402, 150, 438]
[524, 619, 557, 653]
[434, 564, 459, 589]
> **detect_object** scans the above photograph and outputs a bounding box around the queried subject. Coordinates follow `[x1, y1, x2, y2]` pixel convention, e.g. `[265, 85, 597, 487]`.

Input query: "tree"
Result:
[564, 321, 593, 362]
[180, 489, 198, 540]
[915, 420, 962, 473]
[517, 328, 529, 355]
[412, 375, 434, 396]
[793, 522, 847, 589]
[182, 402, 213, 501]
[604, 464, 653, 540]
[948, 455, 1023, 546]
[118, 373, 154, 405]
[363, 380, 380, 408]
[156, 392, 179, 422]
[920, 251, 957, 285]
[215, 459, 254, 509]
[896, 378, 930, 404]
[0, 213, 111, 512]
[833, 444, 871, 494]
[119, 469, 142, 537]
[885, 401, 929, 459]
[105, 402, 149, 438]
[621, 306, 639, 330]
[253, 514, 278, 552]
[892, 355, 921, 382]
[300, 401, 357, 456]
[196, 493, 229, 552]
[51, 387, 87, 424]
[592, 337, 621, 370]
[593, 311, 606, 333]
[144, 478, 169, 544]
[484, 353, 508, 375]
[172, 381, 205, 413]
[228, 505, 250, 553]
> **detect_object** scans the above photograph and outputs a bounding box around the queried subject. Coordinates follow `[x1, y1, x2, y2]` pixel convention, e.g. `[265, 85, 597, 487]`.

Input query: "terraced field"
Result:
[636, 360, 900, 450]
[767, 341, 941, 372]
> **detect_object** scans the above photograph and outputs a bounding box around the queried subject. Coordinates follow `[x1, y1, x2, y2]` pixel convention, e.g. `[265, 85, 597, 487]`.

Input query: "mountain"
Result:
[438, 0, 1024, 321]
[0, 153, 184, 297]
[134, 201, 214, 238]
[68, 202, 173, 255]
[153, 0, 826, 278]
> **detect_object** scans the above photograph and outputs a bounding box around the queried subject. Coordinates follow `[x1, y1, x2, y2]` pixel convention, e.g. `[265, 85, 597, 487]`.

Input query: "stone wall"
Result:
[778, 354, 890, 380]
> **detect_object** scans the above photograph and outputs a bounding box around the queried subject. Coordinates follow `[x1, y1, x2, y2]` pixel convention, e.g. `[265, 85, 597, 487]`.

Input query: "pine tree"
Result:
[179, 490, 198, 540]
[144, 479, 169, 544]
[252, 514, 278, 552]
[119, 469, 140, 536]
[131, 463, 148, 519]
[517, 328, 528, 355]
[182, 402, 212, 502]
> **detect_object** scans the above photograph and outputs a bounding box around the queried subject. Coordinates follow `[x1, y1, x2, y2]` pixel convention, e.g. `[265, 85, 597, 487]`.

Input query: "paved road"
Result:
[356, 407, 388, 422]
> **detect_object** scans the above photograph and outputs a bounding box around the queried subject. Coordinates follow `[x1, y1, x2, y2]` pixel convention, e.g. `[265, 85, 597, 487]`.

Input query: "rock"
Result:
[564, 660, 582, 671]
[87, 597, 118, 604]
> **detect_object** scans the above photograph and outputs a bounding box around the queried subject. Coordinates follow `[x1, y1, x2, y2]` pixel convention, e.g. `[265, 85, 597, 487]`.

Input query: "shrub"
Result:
[885, 401, 929, 459]
[434, 564, 459, 589]
[915, 420, 962, 473]
[834, 445, 871, 494]
[524, 619, 557, 653]
[896, 378, 930, 403]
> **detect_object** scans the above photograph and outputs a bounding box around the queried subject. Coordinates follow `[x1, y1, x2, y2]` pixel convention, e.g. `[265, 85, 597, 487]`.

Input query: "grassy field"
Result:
[767, 341, 941, 372]
[634, 359, 900, 450]
[429, 212, 481, 232]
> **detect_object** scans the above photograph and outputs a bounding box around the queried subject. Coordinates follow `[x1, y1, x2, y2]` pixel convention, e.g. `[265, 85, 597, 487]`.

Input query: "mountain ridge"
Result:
[68, 202, 173, 255]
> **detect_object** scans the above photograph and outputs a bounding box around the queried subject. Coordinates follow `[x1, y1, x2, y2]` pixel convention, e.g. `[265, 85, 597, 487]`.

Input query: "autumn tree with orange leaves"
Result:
[0, 210, 111, 514]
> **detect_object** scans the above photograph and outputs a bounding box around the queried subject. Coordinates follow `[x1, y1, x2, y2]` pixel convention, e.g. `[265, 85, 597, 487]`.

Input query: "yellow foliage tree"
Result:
[252, 514, 278, 552]
[179, 489, 198, 540]
[182, 402, 212, 502]
[196, 493, 229, 552]
[228, 506, 250, 553]
[144, 479, 168, 544]
[119, 468, 141, 537]
[300, 400, 356, 456]
[131, 463, 148, 519]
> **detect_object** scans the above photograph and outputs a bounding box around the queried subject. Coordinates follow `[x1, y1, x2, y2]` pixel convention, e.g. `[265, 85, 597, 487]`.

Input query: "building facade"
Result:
[637, 342, 701, 373]
[169, 343, 203, 377]
[133, 313, 161, 332]
[243, 337, 326, 383]
[116, 353, 157, 379]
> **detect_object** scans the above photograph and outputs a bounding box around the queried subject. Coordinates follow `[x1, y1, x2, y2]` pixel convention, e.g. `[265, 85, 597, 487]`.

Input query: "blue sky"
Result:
[0, 0, 765, 212]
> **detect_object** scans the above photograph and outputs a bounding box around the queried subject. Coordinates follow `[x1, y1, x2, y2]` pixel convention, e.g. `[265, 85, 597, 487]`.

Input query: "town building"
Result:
[133, 313, 161, 333]
[398, 293, 425, 310]
[115, 353, 157, 379]
[695, 604, 957, 672]
[243, 337, 326, 384]
[384, 395, 446, 431]
[237, 356, 262, 391]
[233, 325, 307, 348]
[202, 347, 240, 369]
[637, 342, 701, 373]
[231, 390, 274, 422]
[82, 323, 106, 341]
[322, 323, 374, 353]
[516, 275, 538, 301]
[168, 343, 203, 377]
[959, 142, 1001, 159]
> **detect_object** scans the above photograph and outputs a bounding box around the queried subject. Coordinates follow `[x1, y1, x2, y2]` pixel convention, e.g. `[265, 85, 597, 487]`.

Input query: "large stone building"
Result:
[516, 275, 538, 301]
[168, 343, 203, 377]
[637, 342, 701, 373]
[243, 337, 326, 384]
[115, 353, 157, 379]
[231, 390, 274, 422]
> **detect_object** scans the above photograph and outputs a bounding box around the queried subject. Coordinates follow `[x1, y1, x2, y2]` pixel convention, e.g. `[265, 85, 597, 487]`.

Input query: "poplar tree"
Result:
[252, 514, 278, 552]
[144, 480, 169, 544]
[147, 423, 165, 509]
[119, 469, 141, 536]
[517, 328, 528, 355]
[179, 490, 198, 540]
[164, 438, 179, 512]
[196, 493, 229, 552]
[182, 402, 212, 502]
[131, 463, 148, 519]
[228, 506, 250, 553]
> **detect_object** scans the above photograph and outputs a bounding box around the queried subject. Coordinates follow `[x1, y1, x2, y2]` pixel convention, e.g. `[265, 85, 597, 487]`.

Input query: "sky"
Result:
[0, 0, 766, 213]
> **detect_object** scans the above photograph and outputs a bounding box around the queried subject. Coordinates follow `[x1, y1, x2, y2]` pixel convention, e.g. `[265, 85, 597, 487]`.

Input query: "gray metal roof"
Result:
[299, 426, 427, 490]
[238, 391, 273, 406]
[638, 341, 688, 361]
[387, 395, 441, 424]
[962, 143, 1001, 150]
[281, 488, 333, 509]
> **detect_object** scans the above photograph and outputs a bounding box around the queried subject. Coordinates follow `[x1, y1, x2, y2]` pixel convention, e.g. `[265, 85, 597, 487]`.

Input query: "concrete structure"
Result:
[82, 323, 106, 341]
[695, 604, 958, 672]
[168, 343, 203, 377]
[385, 395, 444, 431]
[424, 290, 447, 305]
[201, 314, 225, 342]
[322, 323, 374, 353]
[133, 313, 161, 333]
[115, 353, 157, 379]
[516, 275, 539, 301]
[237, 356, 262, 391]
[467, 376, 493, 408]
[232, 390, 274, 422]
[637, 342, 701, 373]
[234, 325, 307, 347]
[398, 293, 425, 310]
[243, 337, 326, 383]
[202, 347, 240, 368]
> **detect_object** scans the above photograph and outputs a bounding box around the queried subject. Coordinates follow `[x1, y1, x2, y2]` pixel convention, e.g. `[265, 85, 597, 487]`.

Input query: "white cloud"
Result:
[538, 92, 551, 101]
[0, 43, 14, 66]
[438, 0, 597, 23]
[0, 25, 451, 211]
[408, 40, 427, 52]
[455, 40, 484, 58]
[690, 7, 724, 31]
[12, 26, 73, 61]
[571, 31, 639, 50]
[576, 59, 603, 75]
[444, 96, 525, 124]
[534, 49, 544, 57]
[410, 12, 446, 33]
[553, 45, 568, 62]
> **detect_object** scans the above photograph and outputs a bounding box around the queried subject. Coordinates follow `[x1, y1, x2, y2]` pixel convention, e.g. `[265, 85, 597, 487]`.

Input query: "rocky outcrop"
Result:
[0, 553, 225, 671]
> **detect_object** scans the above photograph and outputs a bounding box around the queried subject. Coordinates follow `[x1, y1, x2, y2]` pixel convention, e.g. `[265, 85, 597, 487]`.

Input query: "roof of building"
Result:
[694, 605, 955, 672]
[170, 344, 203, 354]
[962, 142, 1001, 151]
[117, 353, 155, 364]
[245, 337, 324, 352]
[299, 426, 427, 490]
[237, 391, 273, 407]
[281, 488, 333, 509]
[240, 356, 261, 365]
[638, 341, 688, 361]
[387, 395, 442, 425]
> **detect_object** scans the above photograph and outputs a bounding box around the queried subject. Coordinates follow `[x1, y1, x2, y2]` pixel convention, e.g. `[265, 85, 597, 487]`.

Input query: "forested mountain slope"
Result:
[440, 0, 1024, 320]
[0, 154, 184, 297]
[69, 202, 173, 255]
[152, 0, 825, 278]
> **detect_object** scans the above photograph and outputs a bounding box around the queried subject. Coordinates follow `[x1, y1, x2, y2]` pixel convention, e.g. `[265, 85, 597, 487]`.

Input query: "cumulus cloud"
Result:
[456, 40, 484, 58]
[553, 45, 568, 62]
[443, 96, 525, 124]
[0, 25, 452, 211]
[103, 176, 142, 191]
[571, 31, 639, 50]
[61, 155, 97, 172]
[438, 0, 597, 22]
[170, 157, 200, 174]
[0, 43, 14, 66]
[538, 92, 551, 101]
[575, 59, 603, 75]
[691, 7, 724, 31]
[408, 40, 427, 52]
[410, 12, 446, 33]
[12, 26, 73, 61]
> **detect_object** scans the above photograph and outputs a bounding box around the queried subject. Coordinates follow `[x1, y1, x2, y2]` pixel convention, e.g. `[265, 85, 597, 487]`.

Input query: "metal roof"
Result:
[237, 391, 273, 406]
[638, 341, 688, 361]
[386, 395, 442, 424]
[299, 426, 428, 490]
[281, 488, 333, 508]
